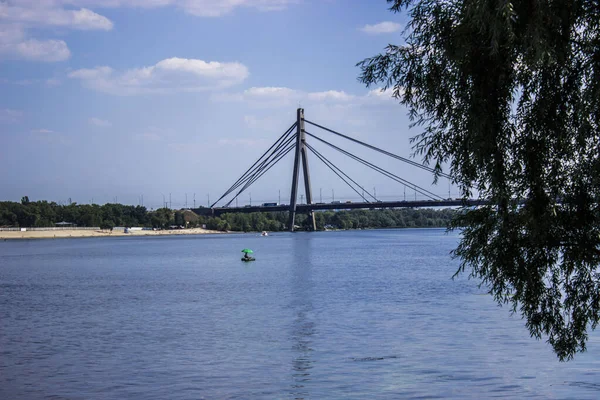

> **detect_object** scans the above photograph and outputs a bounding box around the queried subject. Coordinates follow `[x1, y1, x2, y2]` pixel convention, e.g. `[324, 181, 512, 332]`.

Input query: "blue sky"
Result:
[0, 0, 455, 209]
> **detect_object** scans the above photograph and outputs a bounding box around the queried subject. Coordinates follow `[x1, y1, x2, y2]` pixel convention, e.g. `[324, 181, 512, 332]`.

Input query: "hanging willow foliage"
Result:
[358, 0, 600, 360]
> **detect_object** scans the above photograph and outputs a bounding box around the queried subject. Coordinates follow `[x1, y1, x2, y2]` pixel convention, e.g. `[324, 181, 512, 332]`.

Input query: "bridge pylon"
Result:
[288, 108, 316, 232]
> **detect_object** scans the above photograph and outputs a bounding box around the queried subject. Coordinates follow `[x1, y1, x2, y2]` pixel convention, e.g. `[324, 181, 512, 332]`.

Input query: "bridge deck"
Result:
[193, 199, 487, 216]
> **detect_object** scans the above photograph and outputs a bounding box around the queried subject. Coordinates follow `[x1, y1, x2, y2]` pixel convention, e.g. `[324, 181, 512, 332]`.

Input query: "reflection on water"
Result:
[290, 234, 315, 399]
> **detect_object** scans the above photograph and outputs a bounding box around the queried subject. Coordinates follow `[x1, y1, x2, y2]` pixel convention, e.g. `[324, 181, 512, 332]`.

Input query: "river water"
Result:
[1, 229, 599, 399]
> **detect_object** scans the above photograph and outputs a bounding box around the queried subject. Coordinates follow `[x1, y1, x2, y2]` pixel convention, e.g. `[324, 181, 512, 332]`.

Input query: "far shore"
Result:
[0, 228, 226, 240]
[0, 225, 452, 240]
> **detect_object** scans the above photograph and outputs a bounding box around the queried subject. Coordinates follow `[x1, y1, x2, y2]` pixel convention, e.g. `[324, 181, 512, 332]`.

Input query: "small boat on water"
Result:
[261, 231, 268, 236]
[241, 248, 255, 262]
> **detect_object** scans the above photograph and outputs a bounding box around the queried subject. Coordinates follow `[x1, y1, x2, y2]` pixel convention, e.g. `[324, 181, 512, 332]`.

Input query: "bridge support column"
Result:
[288, 108, 316, 232]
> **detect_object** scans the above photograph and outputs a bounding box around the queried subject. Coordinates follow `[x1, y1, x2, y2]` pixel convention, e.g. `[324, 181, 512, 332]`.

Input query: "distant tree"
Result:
[0, 200, 455, 232]
[218, 220, 230, 232]
[174, 211, 185, 227]
[80, 212, 100, 227]
[100, 220, 114, 230]
[206, 217, 223, 231]
[151, 208, 172, 229]
[358, 0, 600, 360]
[267, 220, 282, 231]
[17, 208, 38, 227]
[20, 196, 29, 205]
[0, 208, 18, 226]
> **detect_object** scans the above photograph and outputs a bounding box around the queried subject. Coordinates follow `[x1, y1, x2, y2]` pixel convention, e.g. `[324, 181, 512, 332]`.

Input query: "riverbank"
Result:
[0, 228, 225, 240]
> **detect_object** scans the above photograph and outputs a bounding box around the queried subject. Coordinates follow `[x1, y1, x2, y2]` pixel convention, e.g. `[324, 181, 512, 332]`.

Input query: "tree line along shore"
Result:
[1, 198, 458, 233]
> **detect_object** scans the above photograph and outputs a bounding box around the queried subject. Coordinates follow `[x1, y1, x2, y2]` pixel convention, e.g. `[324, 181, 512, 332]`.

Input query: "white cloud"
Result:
[360, 21, 401, 35]
[31, 128, 54, 133]
[245, 86, 296, 98]
[69, 57, 249, 95]
[0, 24, 70, 62]
[69, 66, 112, 80]
[307, 90, 355, 102]
[214, 86, 396, 107]
[212, 86, 402, 146]
[89, 117, 111, 127]
[1, 0, 296, 62]
[15, 38, 71, 61]
[58, 0, 297, 17]
[228, 87, 361, 103]
[0, 1, 111, 62]
[0, 108, 23, 123]
[0, 4, 113, 30]
[170, 0, 295, 16]
[367, 87, 400, 99]
[0, 22, 24, 43]
[3, 0, 296, 19]
[62, 0, 171, 6]
[69, 8, 113, 30]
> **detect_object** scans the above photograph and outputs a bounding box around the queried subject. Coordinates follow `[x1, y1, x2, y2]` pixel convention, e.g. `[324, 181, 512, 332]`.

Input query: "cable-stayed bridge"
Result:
[194, 109, 482, 231]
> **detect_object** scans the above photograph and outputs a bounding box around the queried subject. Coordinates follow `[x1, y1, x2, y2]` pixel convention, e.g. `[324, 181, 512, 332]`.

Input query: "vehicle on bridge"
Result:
[261, 202, 279, 207]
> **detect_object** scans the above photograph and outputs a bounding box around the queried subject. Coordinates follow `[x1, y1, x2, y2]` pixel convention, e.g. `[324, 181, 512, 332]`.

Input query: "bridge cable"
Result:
[304, 119, 452, 179]
[305, 144, 371, 204]
[304, 142, 374, 203]
[305, 131, 442, 200]
[219, 133, 297, 204]
[226, 140, 296, 206]
[305, 131, 443, 200]
[223, 139, 297, 208]
[212, 123, 296, 206]
[306, 131, 442, 200]
[224, 142, 297, 207]
[211, 123, 296, 207]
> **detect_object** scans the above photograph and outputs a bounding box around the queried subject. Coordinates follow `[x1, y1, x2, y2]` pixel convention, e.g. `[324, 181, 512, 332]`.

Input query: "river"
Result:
[1, 229, 599, 399]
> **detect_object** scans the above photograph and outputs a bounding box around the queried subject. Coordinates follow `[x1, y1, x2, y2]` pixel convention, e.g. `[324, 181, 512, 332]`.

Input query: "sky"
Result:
[0, 0, 456, 209]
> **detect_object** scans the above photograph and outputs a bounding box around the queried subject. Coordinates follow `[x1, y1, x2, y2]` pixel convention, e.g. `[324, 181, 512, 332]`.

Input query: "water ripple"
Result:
[1, 231, 599, 399]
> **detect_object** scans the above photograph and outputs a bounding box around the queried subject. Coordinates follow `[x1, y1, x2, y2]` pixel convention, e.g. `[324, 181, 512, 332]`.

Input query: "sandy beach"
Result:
[0, 228, 225, 240]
